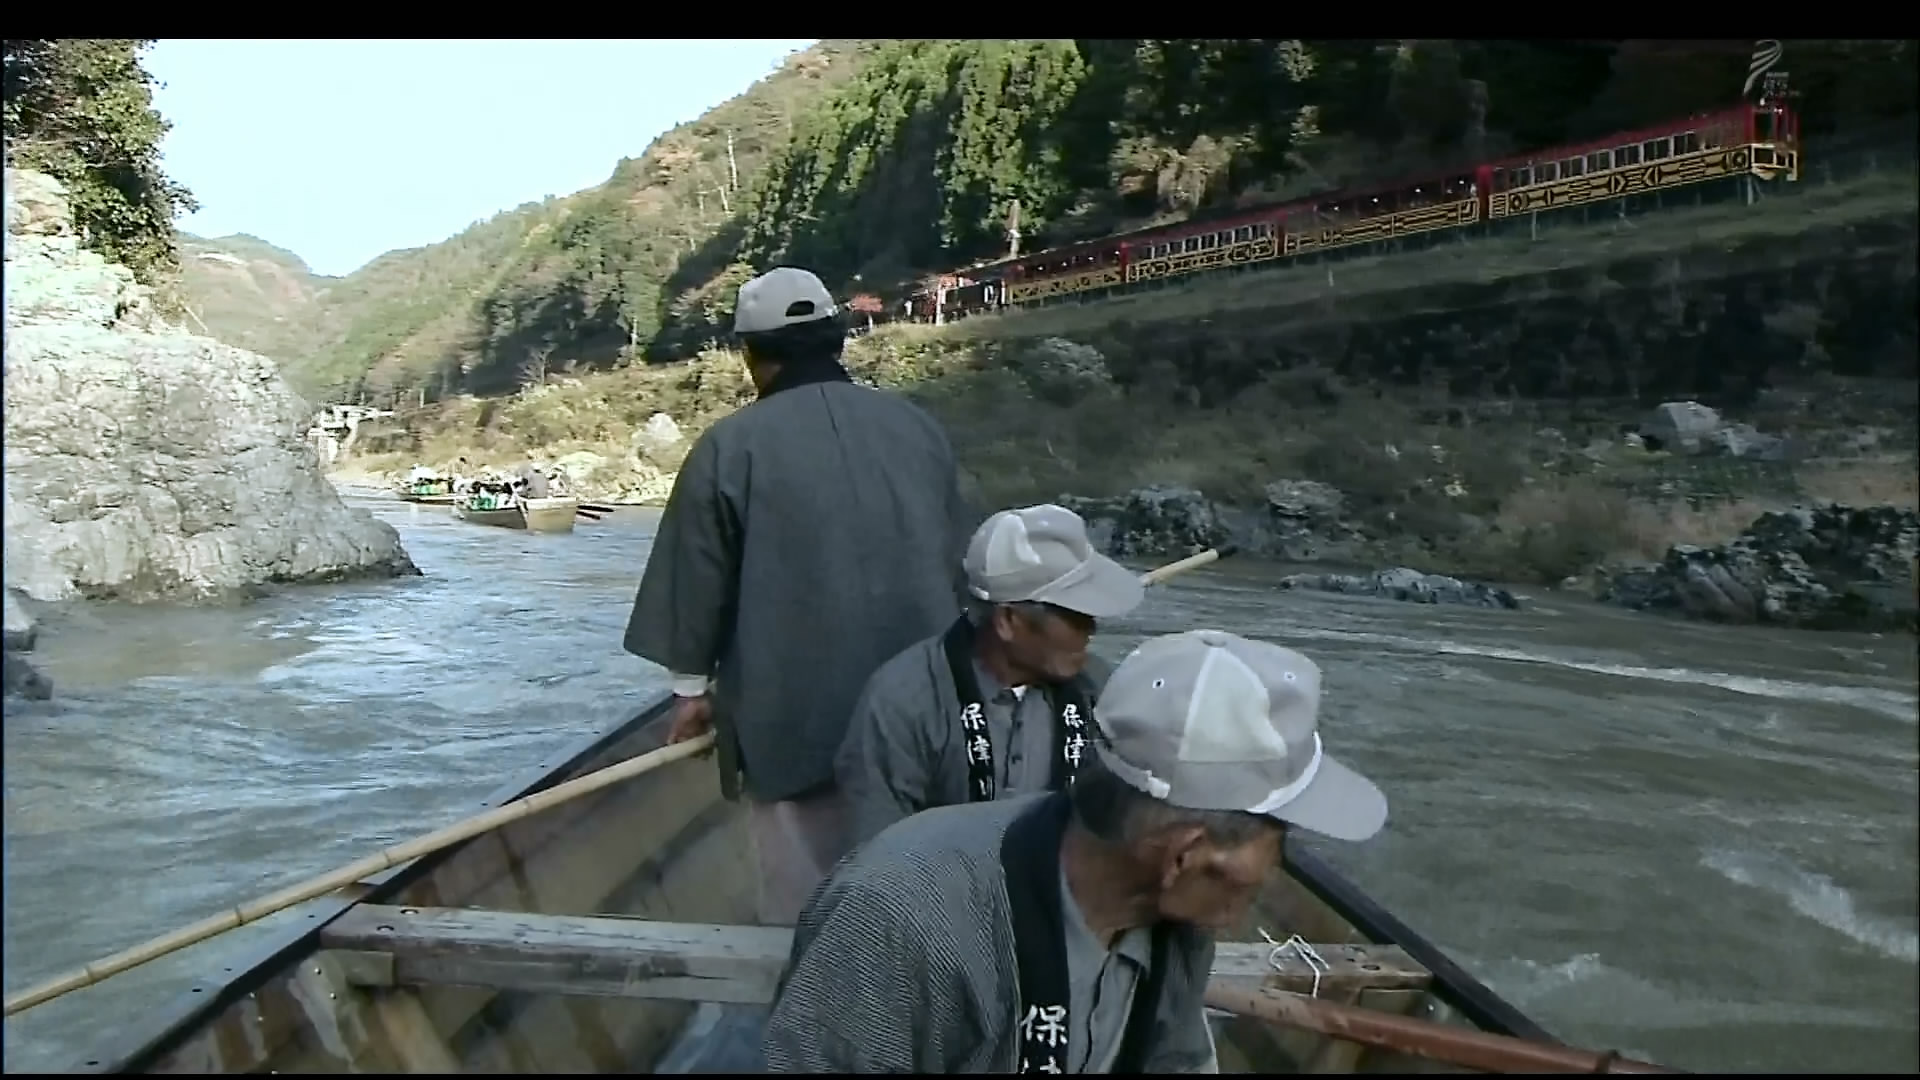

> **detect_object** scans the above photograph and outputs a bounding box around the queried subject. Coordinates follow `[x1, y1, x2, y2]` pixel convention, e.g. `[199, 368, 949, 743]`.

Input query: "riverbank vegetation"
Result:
[2, 39, 196, 289]
[345, 319, 1917, 588]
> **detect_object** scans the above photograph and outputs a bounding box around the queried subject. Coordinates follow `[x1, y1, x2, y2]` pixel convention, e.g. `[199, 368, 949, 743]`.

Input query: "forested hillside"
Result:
[199, 40, 881, 404]
[185, 39, 1915, 407]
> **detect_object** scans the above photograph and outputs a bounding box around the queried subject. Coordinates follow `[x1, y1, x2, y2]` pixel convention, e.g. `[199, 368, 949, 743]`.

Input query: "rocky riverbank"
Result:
[1600, 504, 1919, 631]
[3, 170, 421, 696]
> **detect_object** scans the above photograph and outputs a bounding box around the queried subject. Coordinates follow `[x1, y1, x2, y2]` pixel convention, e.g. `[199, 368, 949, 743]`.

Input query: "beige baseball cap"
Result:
[1093, 630, 1387, 842]
[964, 504, 1145, 619]
[734, 266, 840, 334]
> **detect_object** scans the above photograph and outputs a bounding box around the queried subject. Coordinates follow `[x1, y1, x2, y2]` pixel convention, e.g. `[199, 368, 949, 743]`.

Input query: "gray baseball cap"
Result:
[734, 266, 840, 334]
[1092, 629, 1387, 842]
[964, 504, 1144, 619]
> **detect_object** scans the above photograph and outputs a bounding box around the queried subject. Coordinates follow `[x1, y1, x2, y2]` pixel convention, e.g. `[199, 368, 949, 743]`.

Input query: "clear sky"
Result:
[144, 39, 817, 278]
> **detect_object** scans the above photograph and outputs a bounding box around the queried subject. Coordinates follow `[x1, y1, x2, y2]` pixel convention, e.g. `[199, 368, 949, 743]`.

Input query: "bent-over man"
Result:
[835, 503, 1144, 847]
[622, 265, 973, 926]
[765, 629, 1390, 1073]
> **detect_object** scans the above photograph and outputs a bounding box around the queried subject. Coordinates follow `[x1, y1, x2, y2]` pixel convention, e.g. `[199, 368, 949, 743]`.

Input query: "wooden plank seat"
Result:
[318, 904, 1433, 1006]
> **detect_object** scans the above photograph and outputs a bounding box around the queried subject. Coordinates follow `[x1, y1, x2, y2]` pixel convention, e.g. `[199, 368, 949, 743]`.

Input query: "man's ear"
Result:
[1155, 824, 1211, 891]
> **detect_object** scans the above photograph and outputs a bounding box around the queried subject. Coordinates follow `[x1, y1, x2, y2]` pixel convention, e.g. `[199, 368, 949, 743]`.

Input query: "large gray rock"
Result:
[1637, 400, 1787, 461]
[1602, 503, 1918, 631]
[3, 168, 418, 605]
[1057, 486, 1228, 558]
[3, 588, 51, 700]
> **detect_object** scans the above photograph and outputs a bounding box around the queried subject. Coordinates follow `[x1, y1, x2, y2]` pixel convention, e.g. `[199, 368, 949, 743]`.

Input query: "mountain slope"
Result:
[176, 232, 331, 360]
[178, 39, 878, 406]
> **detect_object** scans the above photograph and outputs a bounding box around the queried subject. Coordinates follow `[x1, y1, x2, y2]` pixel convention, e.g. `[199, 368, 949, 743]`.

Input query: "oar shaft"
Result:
[1205, 986, 1683, 1074]
[1, 732, 716, 1018]
[1140, 544, 1241, 587]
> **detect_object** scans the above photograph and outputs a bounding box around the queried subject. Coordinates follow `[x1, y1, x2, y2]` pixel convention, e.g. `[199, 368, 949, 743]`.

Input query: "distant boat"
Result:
[455, 495, 578, 534]
[397, 477, 458, 504]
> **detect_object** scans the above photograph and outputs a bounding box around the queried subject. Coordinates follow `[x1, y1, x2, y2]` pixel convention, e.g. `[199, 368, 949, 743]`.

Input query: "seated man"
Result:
[834, 503, 1145, 847]
[766, 629, 1389, 1074]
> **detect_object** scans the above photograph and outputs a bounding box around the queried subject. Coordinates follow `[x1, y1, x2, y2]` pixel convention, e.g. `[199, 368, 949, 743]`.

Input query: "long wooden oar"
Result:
[1206, 985, 1683, 1074]
[578, 502, 618, 515]
[576, 508, 603, 522]
[2, 732, 718, 1018]
[1141, 543, 1240, 586]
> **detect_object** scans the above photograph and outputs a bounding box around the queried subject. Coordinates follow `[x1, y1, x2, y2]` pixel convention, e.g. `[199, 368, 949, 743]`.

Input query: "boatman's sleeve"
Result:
[945, 453, 981, 607]
[621, 432, 740, 680]
[834, 667, 935, 847]
[764, 874, 977, 1072]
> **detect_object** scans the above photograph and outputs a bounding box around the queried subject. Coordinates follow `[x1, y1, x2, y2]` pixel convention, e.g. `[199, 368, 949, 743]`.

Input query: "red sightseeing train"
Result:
[898, 99, 1800, 324]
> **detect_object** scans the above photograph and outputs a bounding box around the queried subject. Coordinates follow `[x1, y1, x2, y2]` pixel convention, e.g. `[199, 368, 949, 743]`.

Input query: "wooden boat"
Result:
[71, 695, 1571, 1075]
[397, 478, 459, 504]
[454, 495, 578, 534]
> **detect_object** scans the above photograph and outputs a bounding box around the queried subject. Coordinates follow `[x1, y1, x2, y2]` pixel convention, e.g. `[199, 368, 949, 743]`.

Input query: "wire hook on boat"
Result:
[1259, 928, 1330, 999]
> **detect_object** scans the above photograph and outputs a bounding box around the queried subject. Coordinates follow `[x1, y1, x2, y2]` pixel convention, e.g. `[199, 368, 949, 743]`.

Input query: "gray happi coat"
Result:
[764, 795, 1219, 1073]
[836, 633, 1115, 846]
[623, 377, 974, 803]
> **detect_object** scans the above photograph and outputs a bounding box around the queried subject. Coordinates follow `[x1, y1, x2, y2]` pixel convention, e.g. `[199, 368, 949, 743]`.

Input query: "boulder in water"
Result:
[3, 168, 419, 604]
[1278, 567, 1521, 610]
[3, 588, 52, 700]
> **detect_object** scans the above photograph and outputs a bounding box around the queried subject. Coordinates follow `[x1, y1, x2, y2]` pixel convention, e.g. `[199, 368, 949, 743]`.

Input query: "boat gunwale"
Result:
[69, 693, 676, 1074]
[1282, 842, 1555, 1043]
[74, 694, 1555, 1072]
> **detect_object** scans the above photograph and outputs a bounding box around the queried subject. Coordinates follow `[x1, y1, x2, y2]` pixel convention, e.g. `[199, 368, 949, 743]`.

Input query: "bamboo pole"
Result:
[1205, 985, 1684, 1075]
[1141, 544, 1240, 586]
[2, 732, 717, 1018]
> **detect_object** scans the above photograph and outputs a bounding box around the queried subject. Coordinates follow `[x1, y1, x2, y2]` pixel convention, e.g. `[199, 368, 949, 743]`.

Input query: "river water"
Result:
[4, 491, 1915, 1073]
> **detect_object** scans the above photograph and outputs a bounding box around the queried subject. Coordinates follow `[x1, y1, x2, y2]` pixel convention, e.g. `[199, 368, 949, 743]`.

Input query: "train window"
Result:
[1234, 225, 1253, 243]
[1536, 162, 1558, 182]
[1563, 157, 1584, 177]
[1152, 243, 1167, 258]
[1183, 237, 1199, 253]
[1588, 150, 1611, 171]
[1514, 166, 1532, 186]
[1617, 144, 1640, 166]
[1645, 137, 1670, 161]
[1256, 222, 1273, 237]
[1199, 233, 1216, 250]
[1674, 131, 1700, 154]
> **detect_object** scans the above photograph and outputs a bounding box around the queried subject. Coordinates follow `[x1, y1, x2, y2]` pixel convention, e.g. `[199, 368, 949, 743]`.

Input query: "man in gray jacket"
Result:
[835, 503, 1144, 847]
[622, 265, 973, 926]
[765, 629, 1390, 1073]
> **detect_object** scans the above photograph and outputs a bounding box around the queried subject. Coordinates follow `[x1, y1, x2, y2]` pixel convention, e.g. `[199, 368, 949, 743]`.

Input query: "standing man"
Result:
[764, 629, 1390, 1073]
[622, 265, 974, 926]
[835, 503, 1144, 846]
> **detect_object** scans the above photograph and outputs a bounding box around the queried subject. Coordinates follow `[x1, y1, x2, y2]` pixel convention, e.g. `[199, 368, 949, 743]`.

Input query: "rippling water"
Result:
[4, 492, 1915, 1072]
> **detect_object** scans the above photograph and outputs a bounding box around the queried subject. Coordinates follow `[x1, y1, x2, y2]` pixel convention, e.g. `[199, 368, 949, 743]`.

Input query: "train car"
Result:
[894, 97, 1803, 324]
[900, 266, 1013, 325]
[1480, 103, 1799, 220]
[1120, 203, 1290, 286]
[1000, 236, 1129, 305]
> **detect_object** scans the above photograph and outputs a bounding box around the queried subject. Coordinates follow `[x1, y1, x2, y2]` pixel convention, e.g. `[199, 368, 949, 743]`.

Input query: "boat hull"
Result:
[455, 497, 578, 534]
[77, 698, 1549, 1074]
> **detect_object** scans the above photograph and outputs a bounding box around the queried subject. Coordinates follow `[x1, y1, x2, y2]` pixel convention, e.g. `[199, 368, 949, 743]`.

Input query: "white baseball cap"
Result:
[1093, 630, 1387, 842]
[964, 504, 1145, 619]
[734, 267, 840, 334]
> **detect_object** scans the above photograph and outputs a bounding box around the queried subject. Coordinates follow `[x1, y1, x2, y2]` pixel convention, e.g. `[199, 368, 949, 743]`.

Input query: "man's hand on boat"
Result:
[666, 694, 716, 751]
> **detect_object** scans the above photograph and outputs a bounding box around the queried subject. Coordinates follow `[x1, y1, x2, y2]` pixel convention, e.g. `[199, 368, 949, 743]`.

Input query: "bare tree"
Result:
[519, 343, 555, 388]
